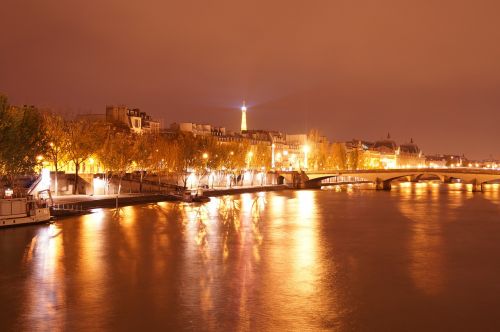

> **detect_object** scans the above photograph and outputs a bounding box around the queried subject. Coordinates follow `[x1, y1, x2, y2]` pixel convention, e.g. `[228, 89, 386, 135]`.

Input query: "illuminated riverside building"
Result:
[425, 154, 463, 168]
[372, 134, 400, 168]
[346, 135, 426, 169]
[167, 102, 315, 171]
[168, 122, 308, 170]
[398, 139, 425, 167]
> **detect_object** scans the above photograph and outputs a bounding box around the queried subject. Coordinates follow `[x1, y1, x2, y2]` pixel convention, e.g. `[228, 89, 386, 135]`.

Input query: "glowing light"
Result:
[93, 177, 106, 194]
[40, 168, 51, 191]
[202, 152, 208, 159]
[93, 177, 105, 188]
[36, 155, 44, 162]
[186, 172, 198, 189]
[240, 100, 247, 131]
[302, 145, 310, 169]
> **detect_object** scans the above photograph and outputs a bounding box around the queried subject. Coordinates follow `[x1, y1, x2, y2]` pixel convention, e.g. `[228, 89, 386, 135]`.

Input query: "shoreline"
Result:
[51, 185, 289, 213]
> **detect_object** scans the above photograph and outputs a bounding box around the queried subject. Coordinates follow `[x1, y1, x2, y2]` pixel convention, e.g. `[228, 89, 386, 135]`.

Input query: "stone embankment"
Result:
[50, 185, 289, 217]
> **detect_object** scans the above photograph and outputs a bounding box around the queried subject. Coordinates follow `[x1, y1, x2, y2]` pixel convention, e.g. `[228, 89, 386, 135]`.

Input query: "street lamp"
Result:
[202, 152, 209, 187]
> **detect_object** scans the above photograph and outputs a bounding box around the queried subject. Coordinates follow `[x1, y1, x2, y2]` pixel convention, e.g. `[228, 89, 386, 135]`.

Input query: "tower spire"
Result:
[240, 100, 247, 132]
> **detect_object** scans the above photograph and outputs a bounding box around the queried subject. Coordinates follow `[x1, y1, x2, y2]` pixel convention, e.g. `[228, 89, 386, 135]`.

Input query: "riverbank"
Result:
[203, 184, 288, 196]
[51, 185, 289, 211]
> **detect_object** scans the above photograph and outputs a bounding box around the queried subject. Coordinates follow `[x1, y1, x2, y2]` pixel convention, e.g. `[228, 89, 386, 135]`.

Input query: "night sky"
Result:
[1, 0, 499, 159]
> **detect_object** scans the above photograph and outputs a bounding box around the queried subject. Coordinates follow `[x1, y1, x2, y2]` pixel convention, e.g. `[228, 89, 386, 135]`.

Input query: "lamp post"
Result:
[202, 152, 209, 188]
[229, 151, 234, 187]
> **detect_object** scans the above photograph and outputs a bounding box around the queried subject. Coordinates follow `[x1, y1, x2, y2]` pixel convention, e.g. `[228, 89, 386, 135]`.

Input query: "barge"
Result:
[0, 196, 51, 228]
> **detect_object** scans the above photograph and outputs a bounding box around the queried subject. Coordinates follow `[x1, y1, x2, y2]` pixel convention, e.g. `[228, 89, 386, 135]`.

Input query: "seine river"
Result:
[1, 184, 500, 331]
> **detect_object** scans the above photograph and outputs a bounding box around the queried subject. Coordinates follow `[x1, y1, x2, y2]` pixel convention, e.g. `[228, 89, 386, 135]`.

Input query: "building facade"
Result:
[106, 106, 160, 134]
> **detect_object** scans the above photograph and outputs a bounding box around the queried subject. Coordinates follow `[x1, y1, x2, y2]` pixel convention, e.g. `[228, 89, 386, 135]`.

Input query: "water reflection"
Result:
[2, 185, 500, 331]
[396, 183, 445, 295]
[24, 224, 65, 330]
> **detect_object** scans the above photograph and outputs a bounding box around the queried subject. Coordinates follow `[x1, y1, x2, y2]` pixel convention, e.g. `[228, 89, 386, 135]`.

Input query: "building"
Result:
[106, 106, 160, 134]
[398, 138, 426, 168]
[371, 133, 400, 168]
[167, 101, 314, 170]
[345, 135, 425, 169]
[169, 122, 226, 137]
[425, 154, 463, 168]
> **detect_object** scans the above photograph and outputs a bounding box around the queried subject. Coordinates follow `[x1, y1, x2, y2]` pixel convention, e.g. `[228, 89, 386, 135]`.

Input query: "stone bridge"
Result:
[278, 168, 500, 192]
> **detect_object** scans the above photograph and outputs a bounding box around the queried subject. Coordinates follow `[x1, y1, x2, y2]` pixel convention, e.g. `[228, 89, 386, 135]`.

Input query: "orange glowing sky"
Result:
[1, 0, 499, 158]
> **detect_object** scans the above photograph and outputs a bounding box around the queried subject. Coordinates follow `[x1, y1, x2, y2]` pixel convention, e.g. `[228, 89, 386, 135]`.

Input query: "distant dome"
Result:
[400, 138, 421, 154]
[373, 133, 398, 152]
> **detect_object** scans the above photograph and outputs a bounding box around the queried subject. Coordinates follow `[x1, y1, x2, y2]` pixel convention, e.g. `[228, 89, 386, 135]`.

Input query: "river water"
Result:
[1, 184, 500, 331]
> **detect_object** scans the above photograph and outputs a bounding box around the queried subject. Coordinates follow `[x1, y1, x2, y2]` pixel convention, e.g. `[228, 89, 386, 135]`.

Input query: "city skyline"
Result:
[2, 2, 500, 331]
[1, 95, 497, 160]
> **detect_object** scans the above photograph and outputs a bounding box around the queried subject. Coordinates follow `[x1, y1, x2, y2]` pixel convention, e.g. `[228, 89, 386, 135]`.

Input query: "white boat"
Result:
[172, 188, 210, 203]
[0, 196, 51, 228]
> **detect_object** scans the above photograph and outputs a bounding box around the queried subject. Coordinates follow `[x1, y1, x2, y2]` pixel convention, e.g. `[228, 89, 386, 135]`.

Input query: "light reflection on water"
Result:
[396, 183, 446, 295]
[1, 184, 500, 331]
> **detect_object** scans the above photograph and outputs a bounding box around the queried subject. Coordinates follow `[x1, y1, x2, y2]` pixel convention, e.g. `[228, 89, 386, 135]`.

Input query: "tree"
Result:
[346, 147, 366, 170]
[43, 112, 70, 195]
[0, 98, 48, 191]
[217, 141, 247, 187]
[98, 131, 134, 209]
[132, 133, 154, 192]
[330, 143, 347, 170]
[151, 135, 179, 189]
[251, 143, 271, 170]
[66, 120, 103, 194]
[175, 133, 202, 188]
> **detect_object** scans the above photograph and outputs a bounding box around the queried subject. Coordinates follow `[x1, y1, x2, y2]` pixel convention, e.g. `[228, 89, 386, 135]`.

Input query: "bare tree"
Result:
[66, 120, 102, 194]
[98, 131, 134, 208]
[43, 113, 70, 195]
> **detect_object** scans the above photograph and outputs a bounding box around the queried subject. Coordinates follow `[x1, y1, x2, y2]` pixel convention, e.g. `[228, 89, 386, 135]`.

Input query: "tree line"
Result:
[1, 95, 366, 195]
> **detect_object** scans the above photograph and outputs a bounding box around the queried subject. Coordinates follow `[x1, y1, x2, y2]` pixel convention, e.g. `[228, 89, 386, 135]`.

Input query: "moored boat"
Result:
[172, 188, 210, 203]
[0, 196, 52, 228]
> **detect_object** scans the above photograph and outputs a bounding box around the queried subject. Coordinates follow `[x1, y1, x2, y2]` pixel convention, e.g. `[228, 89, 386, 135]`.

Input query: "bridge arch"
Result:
[293, 168, 500, 192]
